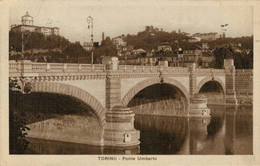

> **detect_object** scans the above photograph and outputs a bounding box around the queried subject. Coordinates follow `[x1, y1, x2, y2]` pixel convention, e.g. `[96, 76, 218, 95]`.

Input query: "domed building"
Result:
[11, 11, 59, 36]
[21, 11, 33, 26]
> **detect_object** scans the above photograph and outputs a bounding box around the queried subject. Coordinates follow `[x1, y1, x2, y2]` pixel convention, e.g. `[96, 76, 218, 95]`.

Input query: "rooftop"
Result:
[22, 11, 33, 18]
[11, 24, 59, 30]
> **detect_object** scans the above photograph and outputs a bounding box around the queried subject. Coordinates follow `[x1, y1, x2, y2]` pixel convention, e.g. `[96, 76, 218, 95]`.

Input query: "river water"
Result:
[24, 105, 253, 155]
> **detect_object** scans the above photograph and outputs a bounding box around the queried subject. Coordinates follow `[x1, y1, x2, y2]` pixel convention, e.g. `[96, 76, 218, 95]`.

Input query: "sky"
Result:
[9, 1, 253, 44]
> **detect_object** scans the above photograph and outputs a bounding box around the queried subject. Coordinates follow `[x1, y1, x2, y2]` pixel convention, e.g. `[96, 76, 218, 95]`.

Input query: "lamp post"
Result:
[221, 24, 228, 38]
[87, 16, 94, 64]
[21, 31, 31, 59]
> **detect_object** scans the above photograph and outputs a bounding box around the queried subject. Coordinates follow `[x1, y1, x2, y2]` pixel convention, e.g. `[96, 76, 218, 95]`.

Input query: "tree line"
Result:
[9, 28, 253, 69]
[9, 31, 91, 63]
[211, 44, 253, 69]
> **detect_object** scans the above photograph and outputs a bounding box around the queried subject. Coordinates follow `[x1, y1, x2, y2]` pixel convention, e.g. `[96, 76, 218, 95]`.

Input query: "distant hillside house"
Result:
[112, 37, 127, 48]
[147, 49, 156, 57]
[83, 42, 93, 51]
[183, 49, 202, 56]
[122, 45, 134, 52]
[188, 37, 201, 43]
[192, 32, 219, 41]
[137, 56, 159, 66]
[201, 43, 209, 51]
[133, 49, 147, 55]
[11, 11, 59, 36]
[158, 43, 172, 52]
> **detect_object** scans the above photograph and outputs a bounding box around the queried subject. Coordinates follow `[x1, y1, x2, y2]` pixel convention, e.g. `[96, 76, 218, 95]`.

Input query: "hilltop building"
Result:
[158, 42, 172, 52]
[192, 32, 219, 41]
[11, 11, 59, 36]
[83, 42, 93, 51]
[112, 36, 127, 48]
[188, 37, 201, 43]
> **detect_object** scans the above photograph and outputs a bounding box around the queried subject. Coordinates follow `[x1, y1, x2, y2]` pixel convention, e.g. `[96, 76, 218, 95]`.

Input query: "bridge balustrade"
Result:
[93, 64, 106, 72]
[48, 63, 64, 72]
[32, 63, 48, 71]
[10, 61, 228, 74]
[235, 69, 253, 74]
[172, 67, 189, 72]
[66, 64, 79, 70]
[9, 61, 19, 71]
[196, 68, 211, 73]
[9, 61, 107, 73]
[80, 64, 93, 71]
[117, 65, 190, 73]
[211, 69, 226, 73]
[118, 65, 158, 72]
[196, 68, 225, 74]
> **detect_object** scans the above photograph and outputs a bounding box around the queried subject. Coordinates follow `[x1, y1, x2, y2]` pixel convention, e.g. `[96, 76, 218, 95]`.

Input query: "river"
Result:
[24, 105, 253, 155]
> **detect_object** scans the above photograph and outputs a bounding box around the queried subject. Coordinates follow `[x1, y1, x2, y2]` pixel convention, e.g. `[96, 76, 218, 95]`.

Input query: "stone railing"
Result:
[10, 61, 216, 74]
[196, 68, 225, 74]
[235, 69, 253, 76]
[9, 61, 106, 73]
[118, 65, 158, 72]
[117, 65, 190, 73]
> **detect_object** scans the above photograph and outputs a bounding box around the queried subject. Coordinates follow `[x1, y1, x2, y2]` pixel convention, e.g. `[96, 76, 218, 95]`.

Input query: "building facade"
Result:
[192, 32, 219, 41]
[83, 42, 93, 51]
[158, 45, 172, 52]
[11, 11, 59, 36]
[112, 37, 127, 48]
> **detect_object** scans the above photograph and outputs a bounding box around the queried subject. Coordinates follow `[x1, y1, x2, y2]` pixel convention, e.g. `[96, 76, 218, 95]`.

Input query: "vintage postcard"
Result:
[1, 0, 260, 165]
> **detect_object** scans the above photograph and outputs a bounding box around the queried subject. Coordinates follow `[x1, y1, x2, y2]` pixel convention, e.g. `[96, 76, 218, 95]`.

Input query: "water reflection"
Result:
[134, 115, 188, 154]
[25, 105, 253, 155]
[25, 138, 140, 154]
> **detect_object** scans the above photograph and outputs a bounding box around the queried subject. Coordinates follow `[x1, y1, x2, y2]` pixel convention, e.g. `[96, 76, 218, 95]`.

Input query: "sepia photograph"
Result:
[7, 2, 254, 155]
[1, 0, 259, 165]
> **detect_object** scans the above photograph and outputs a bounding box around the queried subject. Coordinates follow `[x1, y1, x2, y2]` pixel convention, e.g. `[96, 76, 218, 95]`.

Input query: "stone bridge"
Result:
[9, 59, 253, 147]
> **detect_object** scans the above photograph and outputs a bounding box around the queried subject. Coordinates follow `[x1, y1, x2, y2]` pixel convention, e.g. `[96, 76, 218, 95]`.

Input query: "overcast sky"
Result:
[9, 1, 253, 44]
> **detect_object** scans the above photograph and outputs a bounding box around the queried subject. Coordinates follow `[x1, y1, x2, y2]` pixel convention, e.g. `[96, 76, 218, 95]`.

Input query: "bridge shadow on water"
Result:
[9, 91, 98, 124]
[134, 115, 188, 154]
[9, 91, 103, 154]
[128, 83, 188, 116]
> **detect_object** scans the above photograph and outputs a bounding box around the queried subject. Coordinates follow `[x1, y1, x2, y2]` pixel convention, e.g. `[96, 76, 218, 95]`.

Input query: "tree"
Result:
[9, 79, 30, 154]
[9, 31, 72, 62]
[234, 52, 243, 69]
[213, 45, 234, 69]
[9, 31, 22, 52]
[247, 50, 253, 69]
[95, 36, 117, 60]
[63, 42, 85, 63]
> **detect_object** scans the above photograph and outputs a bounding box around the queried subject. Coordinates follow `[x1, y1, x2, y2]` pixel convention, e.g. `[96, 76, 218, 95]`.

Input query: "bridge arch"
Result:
[31, 81, 106, 125]
[197, 77, 226, 94]
[121, 78, 189, 106]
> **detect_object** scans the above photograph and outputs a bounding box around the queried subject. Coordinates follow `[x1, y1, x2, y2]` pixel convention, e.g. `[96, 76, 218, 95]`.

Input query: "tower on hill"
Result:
[21, 11, 33, 26]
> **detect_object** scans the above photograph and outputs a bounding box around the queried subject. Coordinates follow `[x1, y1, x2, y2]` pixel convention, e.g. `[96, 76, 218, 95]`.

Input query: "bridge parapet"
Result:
[10, 61, 192, 75]
[117, 65, 189, 73]
[195, 68, 226, 75]
[235, 69, 253, 76]
[235, 69, 253, 104]
[9, 60, 106, 74]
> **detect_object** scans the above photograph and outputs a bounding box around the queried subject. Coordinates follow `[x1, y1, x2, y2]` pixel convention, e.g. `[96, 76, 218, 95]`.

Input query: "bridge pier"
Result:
[103, 57, 140, 147]
[224, 59, 238, 106]
[189, 63, 210, 117]
[189, 94, 210, 117]
[103, 106, 140, 147]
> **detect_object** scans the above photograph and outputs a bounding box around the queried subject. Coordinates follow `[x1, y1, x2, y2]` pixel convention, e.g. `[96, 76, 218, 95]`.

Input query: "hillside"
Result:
[9, 31, 91, 63]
